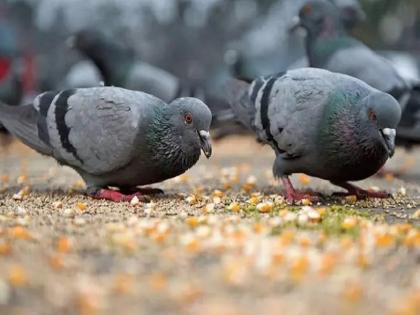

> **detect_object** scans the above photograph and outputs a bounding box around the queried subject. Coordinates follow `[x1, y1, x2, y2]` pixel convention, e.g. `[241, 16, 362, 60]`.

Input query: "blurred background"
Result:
[0, 0, 419, 104]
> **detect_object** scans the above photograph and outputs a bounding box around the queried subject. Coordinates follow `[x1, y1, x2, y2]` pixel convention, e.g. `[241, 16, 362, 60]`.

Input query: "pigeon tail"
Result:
[0, 101, 52, 154]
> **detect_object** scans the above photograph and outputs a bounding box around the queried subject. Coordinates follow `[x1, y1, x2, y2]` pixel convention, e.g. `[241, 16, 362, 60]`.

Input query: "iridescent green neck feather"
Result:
[146, 107, 200, 177]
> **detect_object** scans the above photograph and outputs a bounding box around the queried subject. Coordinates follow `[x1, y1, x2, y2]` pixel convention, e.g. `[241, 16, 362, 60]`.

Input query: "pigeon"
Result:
[68, 29, 202, 103]
[0, 87, 212, 202]
[0, 21, 23, 108]
[0, 56, 24, 134]
[69, 29, 249, 140]
[288, 1, 365, 70]
[226, 68, 401, 202]
[294, 1, 413, 103]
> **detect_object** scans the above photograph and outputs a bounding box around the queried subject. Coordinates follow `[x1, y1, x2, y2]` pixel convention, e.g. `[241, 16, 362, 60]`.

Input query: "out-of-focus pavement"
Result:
[0, 135, 419, 315]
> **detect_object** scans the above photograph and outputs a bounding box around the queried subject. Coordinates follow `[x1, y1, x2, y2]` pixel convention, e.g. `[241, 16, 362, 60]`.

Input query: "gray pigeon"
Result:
[68, 29, 240, 139]
[226, 68, 401, 202]
[294, 0, 420, 148]
[68, 30, 202, 103]
[295, 1, 412, 105]
[0, 87, 212, 202]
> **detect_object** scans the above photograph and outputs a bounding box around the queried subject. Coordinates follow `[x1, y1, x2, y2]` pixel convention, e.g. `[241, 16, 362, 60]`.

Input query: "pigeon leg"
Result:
[87, 187, 148, 202]
[331, 181, 390, 199]
[281, 176, 320, 203]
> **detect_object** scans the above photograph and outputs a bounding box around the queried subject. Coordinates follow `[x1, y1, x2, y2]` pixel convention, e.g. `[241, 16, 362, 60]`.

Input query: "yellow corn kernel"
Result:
[341, 217, 358, 230]
[9, 226, 32, 240]
[57, 237, 72, 253]
[8, 265, 27, 287]
[227, 202, 241, 213]
[185, 217, 199, 228]
[256, 202, 273, 213]
[345, 195, 357, 204]
[76, 202, 88, 211]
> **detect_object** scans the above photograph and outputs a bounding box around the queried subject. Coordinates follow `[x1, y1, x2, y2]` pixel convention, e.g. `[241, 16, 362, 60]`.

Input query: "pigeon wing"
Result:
[45, 87, 165, 175]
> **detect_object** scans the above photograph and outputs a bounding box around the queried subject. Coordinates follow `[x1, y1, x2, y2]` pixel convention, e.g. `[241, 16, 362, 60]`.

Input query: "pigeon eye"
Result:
[302, 4, 313, 16]
[184, 113, 193, 124]
[368, 110, 377, 121]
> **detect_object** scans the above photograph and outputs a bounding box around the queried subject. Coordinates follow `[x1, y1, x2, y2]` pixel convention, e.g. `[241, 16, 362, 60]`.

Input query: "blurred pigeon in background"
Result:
[294, 0, 420, 147]
[226, 68, 401, 202]
[0, 20, 23, 107]
[0, 87, 212, 202]
[61, 60, 103, 89]
[294, 1, 412, 103]
[288, 0, 366, 70]
[230, 0, 365, 79]
[69, 28, 249, 139]
[69, 29, 203, 102]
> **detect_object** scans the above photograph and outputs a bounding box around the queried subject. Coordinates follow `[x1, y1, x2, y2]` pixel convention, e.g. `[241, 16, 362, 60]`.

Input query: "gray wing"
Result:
[44, 87, 165, 175]
[325, 46, 408, 93]
[249, 69, 333, 158]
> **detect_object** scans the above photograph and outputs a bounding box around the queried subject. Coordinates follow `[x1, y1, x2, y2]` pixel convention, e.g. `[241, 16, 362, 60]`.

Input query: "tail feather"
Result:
[0, 102, 52, 155]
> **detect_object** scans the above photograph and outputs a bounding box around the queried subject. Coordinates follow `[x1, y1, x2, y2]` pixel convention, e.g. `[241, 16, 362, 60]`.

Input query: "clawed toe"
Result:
[88, 189, 149, 202]
[330, 181, 391, 200]
[332, 190, 390, 200]
[286, 192, 320, 204]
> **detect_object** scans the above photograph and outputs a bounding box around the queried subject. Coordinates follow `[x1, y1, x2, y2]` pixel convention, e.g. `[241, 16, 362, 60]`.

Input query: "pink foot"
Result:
[331, 182, 391, 200]
[89, 189, 148, 202]
[286, 190, 320, 203]
[281, 177, 320, 203]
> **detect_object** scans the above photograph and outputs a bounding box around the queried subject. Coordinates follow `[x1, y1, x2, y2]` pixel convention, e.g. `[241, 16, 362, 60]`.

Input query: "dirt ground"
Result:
[0, 135, 419, 315]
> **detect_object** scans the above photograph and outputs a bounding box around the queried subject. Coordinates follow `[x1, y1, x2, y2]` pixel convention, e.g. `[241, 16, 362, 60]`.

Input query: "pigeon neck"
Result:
[318, 95, 388, 180]
[306, 29, 351, 67]
[147, 107, 200, 177]
[84, 46, 133, 86]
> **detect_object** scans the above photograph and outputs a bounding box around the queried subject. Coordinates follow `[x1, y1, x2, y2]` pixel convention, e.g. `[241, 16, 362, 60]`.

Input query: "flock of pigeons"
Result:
[0, 1, 419, 203]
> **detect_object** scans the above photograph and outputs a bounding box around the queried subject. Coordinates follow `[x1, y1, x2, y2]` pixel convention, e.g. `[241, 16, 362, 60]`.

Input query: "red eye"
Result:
[368, 110, 377, 121]
[303, 4, 313, 15]
[184, 113, 193, 124]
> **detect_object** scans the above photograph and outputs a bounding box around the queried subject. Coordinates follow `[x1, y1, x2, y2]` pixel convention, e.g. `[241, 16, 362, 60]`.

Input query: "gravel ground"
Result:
[0, 135, 419, 315]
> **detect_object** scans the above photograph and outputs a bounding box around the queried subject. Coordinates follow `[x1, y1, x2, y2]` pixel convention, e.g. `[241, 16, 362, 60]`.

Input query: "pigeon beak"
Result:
[289, 16, 302, 33]
[66, 35, 76, 48]
[380, 128, 396, 157]
[198, 130, 212, 159]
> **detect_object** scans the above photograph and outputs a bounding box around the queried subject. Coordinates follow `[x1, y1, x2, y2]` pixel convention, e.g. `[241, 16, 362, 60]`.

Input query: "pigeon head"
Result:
[168, 98, 213, 159]
[295, 1, 343, 37]
[339, 4, 366, 30]
[358, 91, 401, 157]
[71, 30, 127, 57]
[68, 29, 103, 52]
